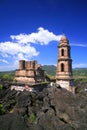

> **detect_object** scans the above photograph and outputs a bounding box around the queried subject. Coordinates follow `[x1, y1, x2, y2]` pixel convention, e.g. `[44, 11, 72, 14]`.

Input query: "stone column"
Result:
[19, 60, 25, 70]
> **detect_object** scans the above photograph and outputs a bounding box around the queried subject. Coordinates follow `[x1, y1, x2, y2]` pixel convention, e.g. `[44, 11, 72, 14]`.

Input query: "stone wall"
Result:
[15, 60, 45, 83]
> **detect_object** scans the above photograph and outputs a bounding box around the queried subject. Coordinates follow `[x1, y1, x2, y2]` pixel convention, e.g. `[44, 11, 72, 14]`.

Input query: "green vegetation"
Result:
[42, 65, 56, 76]
[0, 71, 15, 81]
[73, 68, 87, 77]
[0, 84, 3, 90]
[42, 65, 87, 82]
[0, 67, 87, 82]
[28, 113, 36, 122]
[74, 77, 87, 83]
[73, 68, 87, 82]
[0, 104, 5, 115]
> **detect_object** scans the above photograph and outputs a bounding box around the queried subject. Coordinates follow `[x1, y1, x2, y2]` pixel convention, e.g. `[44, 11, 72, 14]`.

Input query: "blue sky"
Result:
[0, 0, 87, 71]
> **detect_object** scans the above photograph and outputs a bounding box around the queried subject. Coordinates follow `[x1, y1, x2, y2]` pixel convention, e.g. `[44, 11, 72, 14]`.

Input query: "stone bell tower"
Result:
[56, 35, 73, 91]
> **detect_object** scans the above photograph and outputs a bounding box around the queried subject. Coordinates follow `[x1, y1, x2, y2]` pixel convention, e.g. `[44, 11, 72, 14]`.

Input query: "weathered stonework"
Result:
[15, 60, 45, 83]
[56, 35, 74, 92]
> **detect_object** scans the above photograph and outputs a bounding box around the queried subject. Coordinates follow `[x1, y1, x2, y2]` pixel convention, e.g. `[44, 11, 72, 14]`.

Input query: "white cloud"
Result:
[11, 27, 62, 45]
[73, 63, 87, 68]
[0, 41, 39, 60]
[0, 64, 17, 71]
[0, 59, 9, 64]
[0, 27, 62, 71]
[71, 43, 87, 47]
[3, 27, 87, 71]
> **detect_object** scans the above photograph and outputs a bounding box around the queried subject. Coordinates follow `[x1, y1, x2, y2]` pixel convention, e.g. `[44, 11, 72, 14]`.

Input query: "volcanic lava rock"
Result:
[0, 81, 87, 130]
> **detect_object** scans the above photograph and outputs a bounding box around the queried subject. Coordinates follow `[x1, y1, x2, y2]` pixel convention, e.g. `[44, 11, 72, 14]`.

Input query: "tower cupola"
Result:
[59, 35, 69, 45]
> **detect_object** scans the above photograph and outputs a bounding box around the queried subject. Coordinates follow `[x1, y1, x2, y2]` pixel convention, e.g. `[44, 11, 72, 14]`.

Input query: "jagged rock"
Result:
[0, 113, 28, 130]
[0, 80, 87, 130]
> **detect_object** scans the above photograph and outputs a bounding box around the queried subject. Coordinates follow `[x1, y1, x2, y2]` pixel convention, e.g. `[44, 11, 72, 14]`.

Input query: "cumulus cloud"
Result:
[11, 27, 62, 45]
[0, 27, 62, 70]
[0, 27, 87, 71]
[0, 41, 39, 59]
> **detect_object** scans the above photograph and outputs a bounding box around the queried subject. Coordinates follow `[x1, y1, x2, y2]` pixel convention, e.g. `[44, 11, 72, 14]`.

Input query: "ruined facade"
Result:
[56, 35, 74, 91]
[15, 60, 45, 83]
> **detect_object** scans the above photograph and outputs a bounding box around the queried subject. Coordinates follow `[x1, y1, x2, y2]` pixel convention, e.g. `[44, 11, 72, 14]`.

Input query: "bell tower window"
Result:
[61, 49, 64, 56]
[61, 63, 64, 72]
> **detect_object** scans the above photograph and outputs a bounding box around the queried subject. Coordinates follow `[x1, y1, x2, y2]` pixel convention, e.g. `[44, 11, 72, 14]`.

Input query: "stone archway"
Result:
[61, 63, 64, 72]
[61, 49, 64, 56]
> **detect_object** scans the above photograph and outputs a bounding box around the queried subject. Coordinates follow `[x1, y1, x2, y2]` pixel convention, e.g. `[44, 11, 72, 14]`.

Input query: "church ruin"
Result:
[15, 35, 75, 92]
[15, 60, 45, 84]
[56, 35, 74, 92]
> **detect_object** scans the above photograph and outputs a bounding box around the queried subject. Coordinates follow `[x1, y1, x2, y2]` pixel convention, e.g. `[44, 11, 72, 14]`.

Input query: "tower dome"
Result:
[61, 35, 68, 40]
[60, 35, 69, 45]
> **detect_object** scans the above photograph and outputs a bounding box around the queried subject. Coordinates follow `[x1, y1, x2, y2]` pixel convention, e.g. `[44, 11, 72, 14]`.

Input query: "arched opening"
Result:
[61, 49, 64, 56]
[61, 63, 64, 72]
[68, 49, 70, 57]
